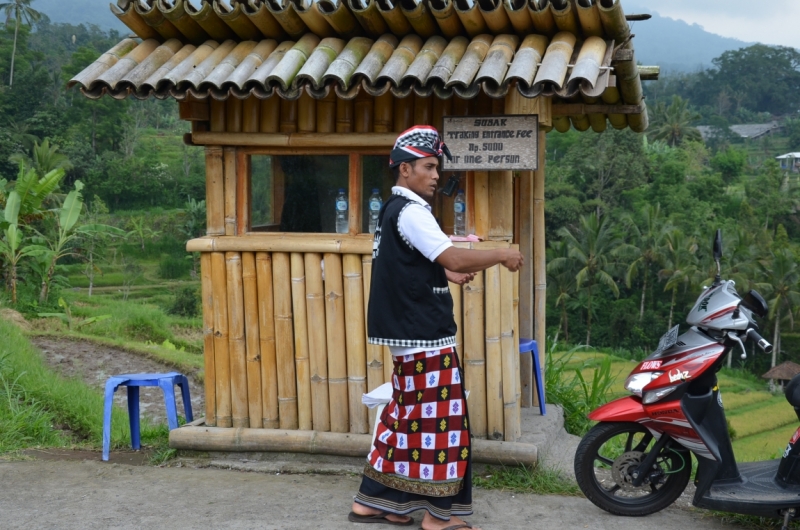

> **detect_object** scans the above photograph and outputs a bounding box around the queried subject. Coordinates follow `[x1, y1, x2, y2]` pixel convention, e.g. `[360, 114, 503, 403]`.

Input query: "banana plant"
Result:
[35, 181, 125, 303]
[8, 163, 65, 222]
[0, 191, 48, 303]
[38, 297, 111, 331]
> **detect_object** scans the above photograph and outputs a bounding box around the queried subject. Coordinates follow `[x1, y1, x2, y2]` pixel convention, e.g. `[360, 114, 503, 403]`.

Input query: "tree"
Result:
[0, 0, 41, 87]
[621, 204, 672, 321]
[648, 96, 702, 147]
[10, 138, 72, 177]
[126, 215, 161, 252]
[546, 239, 577, 343]
[658, 230, 698, 330]
[2, 163, 65, 222]
[0, 189, 46, 303]
[553, 213, 621, 346]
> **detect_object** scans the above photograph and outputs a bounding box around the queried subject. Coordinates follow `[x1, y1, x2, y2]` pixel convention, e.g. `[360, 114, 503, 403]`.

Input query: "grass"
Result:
[732, 424, 798, 461]
[728, 399, 799, 439]
[0, 369, 67, 452]
[473, 464, 582, 496]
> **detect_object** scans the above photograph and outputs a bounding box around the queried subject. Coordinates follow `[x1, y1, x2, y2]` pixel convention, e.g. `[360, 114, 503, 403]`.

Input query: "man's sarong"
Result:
[354, 347, 473, 520]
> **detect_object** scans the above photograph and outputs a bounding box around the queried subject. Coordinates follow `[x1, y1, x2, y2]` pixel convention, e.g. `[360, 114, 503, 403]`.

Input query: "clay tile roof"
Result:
[69, 0, 655, 132]
[762, 361, 800, 381]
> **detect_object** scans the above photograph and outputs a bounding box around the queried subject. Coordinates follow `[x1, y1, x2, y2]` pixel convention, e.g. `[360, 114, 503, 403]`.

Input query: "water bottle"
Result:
[335, 188, 349, 234]
[454, 189, 466, 236]
[368, 189, 382, 234]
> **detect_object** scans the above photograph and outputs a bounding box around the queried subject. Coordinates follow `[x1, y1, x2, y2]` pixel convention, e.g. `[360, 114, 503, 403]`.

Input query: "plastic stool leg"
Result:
[102, 380, 118, 461]
[178, 376, 193, 422]
[531, 345, 546, 416]
[127, 386, 141, 450]
[159, 378, 180, 430]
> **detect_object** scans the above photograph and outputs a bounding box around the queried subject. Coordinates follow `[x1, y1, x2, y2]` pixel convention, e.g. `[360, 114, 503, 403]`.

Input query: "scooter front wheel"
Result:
[574, 421, 691, 516]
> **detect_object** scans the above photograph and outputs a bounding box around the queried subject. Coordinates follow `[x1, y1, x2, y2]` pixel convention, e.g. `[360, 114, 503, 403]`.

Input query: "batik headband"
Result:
[389, 125, 453, 168]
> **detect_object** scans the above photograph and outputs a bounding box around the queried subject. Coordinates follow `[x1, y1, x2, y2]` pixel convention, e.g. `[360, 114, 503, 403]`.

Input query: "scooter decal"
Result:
[702, 305, 736, 323]
[697, 290, 716, 312]
[668, 369, 690, 383]
[641, 360, 662, 370]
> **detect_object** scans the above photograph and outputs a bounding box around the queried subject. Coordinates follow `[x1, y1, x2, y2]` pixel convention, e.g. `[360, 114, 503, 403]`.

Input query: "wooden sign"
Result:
[441, 115, 539, 171]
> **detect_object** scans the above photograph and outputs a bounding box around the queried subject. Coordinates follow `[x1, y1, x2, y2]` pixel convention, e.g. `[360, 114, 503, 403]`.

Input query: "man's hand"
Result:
[501, 249, 524, 272]
[446, 269, 475, 285]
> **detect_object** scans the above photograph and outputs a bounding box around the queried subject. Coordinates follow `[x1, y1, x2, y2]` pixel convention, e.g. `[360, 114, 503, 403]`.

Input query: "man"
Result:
[348, 126, 524, 530]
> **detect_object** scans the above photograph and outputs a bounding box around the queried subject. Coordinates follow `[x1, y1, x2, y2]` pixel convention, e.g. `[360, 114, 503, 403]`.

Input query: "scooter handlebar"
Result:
[746, 328, 773, 353]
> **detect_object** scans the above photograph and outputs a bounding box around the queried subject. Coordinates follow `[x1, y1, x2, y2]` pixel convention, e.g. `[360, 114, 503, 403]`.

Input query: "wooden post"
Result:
[373, 92, 393, 133]
[500, 264, 518, 441]
[324, 253, 349, 432]
[305, 252, 331, 432]
[226, 98, 243, 133]
[280, 98, 298, 133]
[513, 268, 521, 430]
[210, 98, 226, 132]
[362, 255, 384, 432]
[260, 97, 280, 133]
[201, 253, 216, 426]
[316, 91, 336, 133]
[354, 91, 373, 133]
[290, 252, 313, 431]
[211, 252, 232, 428]
[534, 128, 547, 386]
[223, 147, 237, 236]
[206, 146, 225, 236]
[348, 154, 362, 235]
[273, 252, 299, 429]
[236, 150, 250, 235]
[463, 270, 486, 438]
[336, 98, 354, 133]
[242, 252, 263, 428]
[256, 252, 280, 428]
[484, 265, 503, 440]
[243, 97, 260, 133]
[343, 254, 369, 434]
[226, 252, 250, 428]
[450, 281, 463, 356]
[298, 92, 317, 133]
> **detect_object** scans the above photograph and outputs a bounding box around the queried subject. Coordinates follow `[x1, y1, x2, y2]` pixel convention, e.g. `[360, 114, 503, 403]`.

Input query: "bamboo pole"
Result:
[201, 253, 216, 426]
[273, 252, 299, 429]
[383, 346, 393, 386]
[336, 98, 354, 133]
[324, 253, 350, 432]
[227, 97, 243, 132]
[513, 267, 521, 428]
[224, 147, 237, 236]
[243, 97, 260, 133]
[305, 252, 331, 432]
[260, 96, 281, 133]
[316, 91, 337, 133]
[414, 94, 432, 126]
[354, 91, 374, 133]
[518, 165, 533, 408]
[211, 252, 232, 428]
[533, 129, 547, 388]
[362, 255, 384, 432]
[500, 264, 518, 441]
[256, 252, 280, 428]
[343, 254, 369, 434]
[235, 150, 250, 236]
[290, 252, 313, 431]
[484, 264, 504, 440]
[192, 131, 398, 148]
[170, 425, 539, 465]
[431, 95, 452, 135]
[242, 252, 264, 428]
[210, 98, 226, 132]
[472, 171, 489, 238]
[450, 280, 463, 355]
[226, 252, 250, 428]
[205, 146, 225, 236]
[393, 96, 413, 132]
[297, 91, 317, 133]
[463, 270, 486, 438]
[376, 0, 414, 36]
[187, 234, 375, 255]
[373, 92, 394, 133]
[280, 98, 298, 133]
[488, 170, 513, 241]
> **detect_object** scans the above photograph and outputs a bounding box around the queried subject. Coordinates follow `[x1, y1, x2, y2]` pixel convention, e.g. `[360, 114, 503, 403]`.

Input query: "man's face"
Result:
[398, 157, 440, 201]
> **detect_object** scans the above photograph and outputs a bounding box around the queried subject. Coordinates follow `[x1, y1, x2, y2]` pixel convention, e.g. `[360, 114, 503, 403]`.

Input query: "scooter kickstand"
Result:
[781, 508, 796, 530]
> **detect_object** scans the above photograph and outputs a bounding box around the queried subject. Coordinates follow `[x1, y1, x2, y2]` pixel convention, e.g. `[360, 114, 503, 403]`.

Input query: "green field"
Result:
[556, 351, 799, 462]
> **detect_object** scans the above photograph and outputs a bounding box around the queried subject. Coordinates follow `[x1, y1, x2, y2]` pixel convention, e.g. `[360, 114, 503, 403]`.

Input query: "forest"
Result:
[1, 5, 800, 381]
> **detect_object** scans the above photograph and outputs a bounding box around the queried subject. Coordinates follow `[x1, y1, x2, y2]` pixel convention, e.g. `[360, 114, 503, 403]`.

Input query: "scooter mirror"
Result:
[713, 229, 723, 261]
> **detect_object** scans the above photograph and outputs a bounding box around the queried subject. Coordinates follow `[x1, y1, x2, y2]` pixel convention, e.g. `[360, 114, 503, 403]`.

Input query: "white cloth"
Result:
[388, 186, 453, 357]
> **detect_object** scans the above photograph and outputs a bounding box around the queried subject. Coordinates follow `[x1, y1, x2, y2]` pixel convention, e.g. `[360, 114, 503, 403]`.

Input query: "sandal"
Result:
[419, 525, 473, 530]
[348, 511, 415, 526]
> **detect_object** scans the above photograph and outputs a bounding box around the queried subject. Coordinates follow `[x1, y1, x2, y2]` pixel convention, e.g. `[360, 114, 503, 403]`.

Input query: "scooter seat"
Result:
[785, 374, 800, 408]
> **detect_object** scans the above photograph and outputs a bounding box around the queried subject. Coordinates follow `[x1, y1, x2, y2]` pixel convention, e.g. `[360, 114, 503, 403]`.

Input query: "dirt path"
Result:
[0, 459, 733, 530]
[30, 337, 204, 424]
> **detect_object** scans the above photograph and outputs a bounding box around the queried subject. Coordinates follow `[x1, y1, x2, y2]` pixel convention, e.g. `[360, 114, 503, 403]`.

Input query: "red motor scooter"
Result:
[574, 230, 800, 529]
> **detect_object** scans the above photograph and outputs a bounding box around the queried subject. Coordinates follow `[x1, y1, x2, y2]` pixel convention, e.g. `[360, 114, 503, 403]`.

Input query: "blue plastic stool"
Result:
[102, 372, 193, 461]
[519, 339, 546, 415]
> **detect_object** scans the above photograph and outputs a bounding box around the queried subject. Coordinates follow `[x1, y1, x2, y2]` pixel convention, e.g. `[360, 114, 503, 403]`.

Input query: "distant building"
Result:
[776, 153, 800, 172]
[697, 121, 781, 142]
[762, 361, 800, 390]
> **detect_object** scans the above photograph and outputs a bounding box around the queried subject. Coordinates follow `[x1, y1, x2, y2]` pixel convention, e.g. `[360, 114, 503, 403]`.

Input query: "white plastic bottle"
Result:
[454, 189, 466, 236]
[368, 188, 382, 234]
[335, 188, 349, 234]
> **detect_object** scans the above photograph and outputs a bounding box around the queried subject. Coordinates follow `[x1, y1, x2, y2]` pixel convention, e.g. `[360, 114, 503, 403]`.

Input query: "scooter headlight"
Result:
[643, 386, 677, 404]
[624, 372, 663, 397]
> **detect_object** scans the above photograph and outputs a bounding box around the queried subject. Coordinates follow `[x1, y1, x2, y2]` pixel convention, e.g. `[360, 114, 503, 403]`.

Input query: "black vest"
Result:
[367, 192, 456, 348]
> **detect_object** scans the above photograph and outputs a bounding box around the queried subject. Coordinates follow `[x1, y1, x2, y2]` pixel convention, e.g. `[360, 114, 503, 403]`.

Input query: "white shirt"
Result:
[387, 186, 453, 357]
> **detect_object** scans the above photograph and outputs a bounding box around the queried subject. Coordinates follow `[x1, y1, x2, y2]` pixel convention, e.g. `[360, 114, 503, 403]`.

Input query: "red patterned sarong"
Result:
[365, 347, 470, 497]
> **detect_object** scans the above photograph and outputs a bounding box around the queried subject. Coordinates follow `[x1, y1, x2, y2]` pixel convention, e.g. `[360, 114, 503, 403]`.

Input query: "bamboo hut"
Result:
[70, 0, 657, 461]
[763, 361, 800, 391]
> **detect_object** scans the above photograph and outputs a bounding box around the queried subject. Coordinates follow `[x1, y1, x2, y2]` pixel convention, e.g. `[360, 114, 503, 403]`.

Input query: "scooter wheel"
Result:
[574, 421, 691, 516]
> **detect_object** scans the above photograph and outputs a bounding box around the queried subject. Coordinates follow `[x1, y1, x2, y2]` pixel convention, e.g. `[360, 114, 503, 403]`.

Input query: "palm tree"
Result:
[649, 95, 702, 147]
[10, 138, 73, 177]
[554, 213, 621, 346]
[0, 0, 42, 87]
[621, 204, 672, 321]
[658, 230, 698, 330]
[546, 239, 577, 343]
[758, 249, 800, 389]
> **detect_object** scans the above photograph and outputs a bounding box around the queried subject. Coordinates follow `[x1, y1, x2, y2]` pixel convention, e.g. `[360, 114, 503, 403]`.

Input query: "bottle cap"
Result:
[338, 188, 346, 193]
[372, 188, 379, 193]
[458, 189, 464, 194]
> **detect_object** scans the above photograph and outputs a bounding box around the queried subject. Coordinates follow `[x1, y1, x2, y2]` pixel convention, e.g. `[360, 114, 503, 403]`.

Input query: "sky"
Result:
[624, 0, 800, 48]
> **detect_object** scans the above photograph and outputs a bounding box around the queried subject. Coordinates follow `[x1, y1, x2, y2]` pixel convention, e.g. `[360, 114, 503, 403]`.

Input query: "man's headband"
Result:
[389, 125, 452, 169]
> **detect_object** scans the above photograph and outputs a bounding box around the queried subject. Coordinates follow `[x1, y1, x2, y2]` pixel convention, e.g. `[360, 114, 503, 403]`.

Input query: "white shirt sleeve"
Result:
[397, 203, 453, 262]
